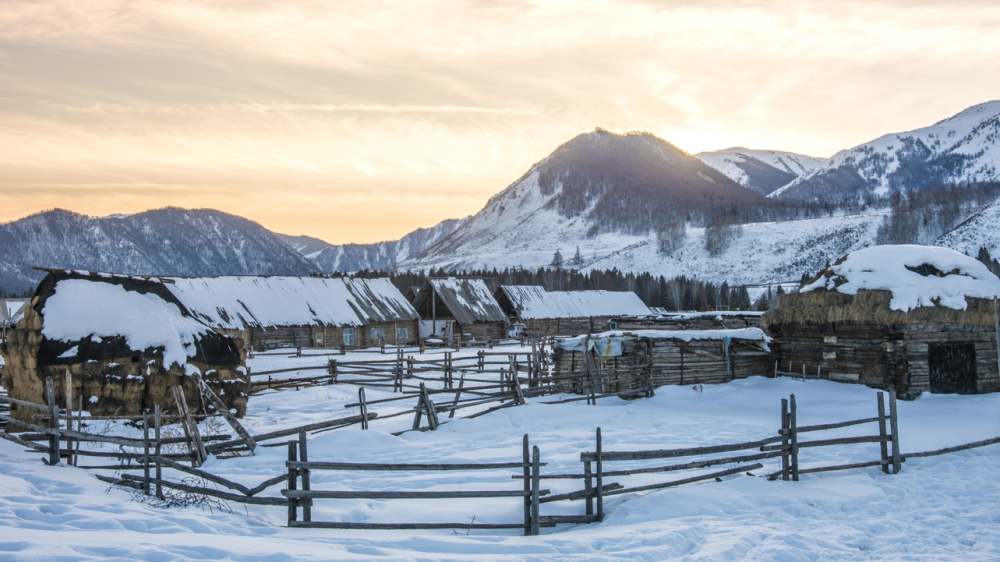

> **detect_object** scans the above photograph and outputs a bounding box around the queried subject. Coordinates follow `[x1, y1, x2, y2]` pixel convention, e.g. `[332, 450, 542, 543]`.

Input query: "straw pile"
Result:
[1, 301, 248, 428]
[762, 289, 997, 330]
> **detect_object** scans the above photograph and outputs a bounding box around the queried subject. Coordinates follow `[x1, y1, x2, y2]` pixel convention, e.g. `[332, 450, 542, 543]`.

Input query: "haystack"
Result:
[762, 245, 1000, 398]
[0, 270, 247, 429]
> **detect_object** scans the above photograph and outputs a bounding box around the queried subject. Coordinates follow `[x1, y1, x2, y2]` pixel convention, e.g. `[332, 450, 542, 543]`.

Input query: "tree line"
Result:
[343, 266, 759, 312]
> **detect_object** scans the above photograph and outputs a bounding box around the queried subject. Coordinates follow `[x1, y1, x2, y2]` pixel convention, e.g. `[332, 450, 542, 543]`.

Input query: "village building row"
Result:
[166, 275, 420, 350]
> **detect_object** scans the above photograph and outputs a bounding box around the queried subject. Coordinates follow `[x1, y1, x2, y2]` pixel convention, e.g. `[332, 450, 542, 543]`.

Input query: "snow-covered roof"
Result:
[35, 273, 238, 369]
[557, 328, 771, 354]
[657, 311, 765, 320]
[498, 285, 652, 319]
[412, 278, 507, 325]
[165, 276, 418, 330]
[801, 245, 1000, 312]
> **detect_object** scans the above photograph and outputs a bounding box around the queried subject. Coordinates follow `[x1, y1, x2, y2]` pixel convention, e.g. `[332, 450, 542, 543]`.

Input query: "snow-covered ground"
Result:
[2, 346, 1000, 561]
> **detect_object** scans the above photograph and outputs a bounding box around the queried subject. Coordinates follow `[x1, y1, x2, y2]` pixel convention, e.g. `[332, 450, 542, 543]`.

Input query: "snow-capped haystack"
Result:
[764, 245, 1000, 329]
[0, 269, 246, 426]
[762, 245, 1000, 398]
[803, 245, 1000, 311]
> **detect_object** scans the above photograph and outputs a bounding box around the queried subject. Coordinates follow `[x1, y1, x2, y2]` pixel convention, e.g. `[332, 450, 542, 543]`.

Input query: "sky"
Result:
[1, 1, 999, 244]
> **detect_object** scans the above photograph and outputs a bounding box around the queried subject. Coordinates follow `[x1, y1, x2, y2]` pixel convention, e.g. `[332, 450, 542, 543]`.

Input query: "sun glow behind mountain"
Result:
[1, 0, 999, 243]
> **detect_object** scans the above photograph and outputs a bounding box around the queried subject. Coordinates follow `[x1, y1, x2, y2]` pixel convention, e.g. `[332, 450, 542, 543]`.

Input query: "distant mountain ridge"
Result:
[404, 129, 768, 270]
[275, 216, 469, 273]
[0, 207, 319, 294]
[769, 101, 1000, 200]
[695, 148, 826, 195]
[0, 207, 470, 294]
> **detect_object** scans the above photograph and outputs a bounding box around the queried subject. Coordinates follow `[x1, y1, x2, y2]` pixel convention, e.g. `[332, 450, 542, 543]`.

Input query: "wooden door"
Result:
[928, 342, 977, 394]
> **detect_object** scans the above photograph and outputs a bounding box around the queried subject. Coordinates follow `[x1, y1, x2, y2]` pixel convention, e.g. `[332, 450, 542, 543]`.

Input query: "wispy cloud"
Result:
[1, 0, 999, 242]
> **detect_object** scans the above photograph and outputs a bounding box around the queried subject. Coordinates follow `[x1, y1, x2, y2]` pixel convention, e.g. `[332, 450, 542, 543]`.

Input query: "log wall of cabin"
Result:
[248, 320, 420, 350]
[523, 317, 614, 337]
[769, 324, 906, 391]
[456, 321, 505, 342]
[769, 321, 1000, 398]
[900, 323, 1000, 396]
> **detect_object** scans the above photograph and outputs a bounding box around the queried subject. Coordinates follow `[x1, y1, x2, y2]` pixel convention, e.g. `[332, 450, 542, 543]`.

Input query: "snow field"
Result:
[1, 347, 999, 560]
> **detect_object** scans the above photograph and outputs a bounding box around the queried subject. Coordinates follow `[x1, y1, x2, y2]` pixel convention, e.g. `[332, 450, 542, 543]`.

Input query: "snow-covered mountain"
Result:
[0, 208, 318, 294]
[771, 101, 1000, 201]
[276, 216, 469, 273]
[934, 199, 1000, 258]
[695, 148, 826, 195]
[403, 129, 765, 270]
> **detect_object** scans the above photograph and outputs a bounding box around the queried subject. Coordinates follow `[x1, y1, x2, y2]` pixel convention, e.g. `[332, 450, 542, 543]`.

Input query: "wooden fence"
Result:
[7, 378, 1000, 535]
[281, 432, 553, 534]
[249, 347, 549, 393]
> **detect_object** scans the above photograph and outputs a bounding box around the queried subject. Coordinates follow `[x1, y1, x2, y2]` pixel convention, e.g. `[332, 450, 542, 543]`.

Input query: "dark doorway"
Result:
[929, 342, 977, 394]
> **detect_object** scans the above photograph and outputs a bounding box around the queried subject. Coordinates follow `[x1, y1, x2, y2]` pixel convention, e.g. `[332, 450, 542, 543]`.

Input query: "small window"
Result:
[343, 328, 355, 346]
[370, 327, 385, 341]
[396, 327, 408, 342]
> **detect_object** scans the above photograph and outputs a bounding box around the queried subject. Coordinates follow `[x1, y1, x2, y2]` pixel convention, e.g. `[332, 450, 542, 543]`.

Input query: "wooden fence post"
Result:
[780, 398, 789, 481]
[64, 370, 73, 465]
[478, 350, 484, 372]
[449, 373, 465, 419]
[73, 395, 82, 467]
[421, 383, 439, 430]
[445, 352, 453, 389]
[154, 404, 163, 499]
[877, 392, 889, 474]
[328, 359, 338, 385]
[583, 461, 594, 517]
[531, 445, 541, 536]
[358, 388, 369, 430]
[789, 394, 799, 481]
[298, 431, 311, 523]
[522, 434, 531, 536]
[595, 427, 604, 520]
[287, 440, 298, 525]
[889, 391, 901, 474]
[530, 343, 537, 388]
[172, 385, 206, 467]
[45, 377, 59, 466]
[143, 410, 150, 495]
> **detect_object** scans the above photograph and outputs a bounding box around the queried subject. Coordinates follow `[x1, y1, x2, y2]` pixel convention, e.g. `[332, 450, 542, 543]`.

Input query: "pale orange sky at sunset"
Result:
[1, 1, 999, 244]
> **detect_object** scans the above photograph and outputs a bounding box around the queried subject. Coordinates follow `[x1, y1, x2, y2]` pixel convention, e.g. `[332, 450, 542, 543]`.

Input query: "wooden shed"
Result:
[164, 276, 420, 351]
[0, 270, 247, 427]
[549, 328, 773, 395]
[762, 245, 1000, 399]
[494, 285, 652, 337]
[409, 278, 507, 343]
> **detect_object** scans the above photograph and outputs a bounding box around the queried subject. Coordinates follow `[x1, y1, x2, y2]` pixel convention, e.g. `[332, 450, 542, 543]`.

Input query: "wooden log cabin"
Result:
[494, 285, 652, 337]
[549, 328, 773, 395]
[165, 276, 420, 351]
[0, 269, 247, 426]
[762, 245, 1000, 399]
[409, 278, 508, 343]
